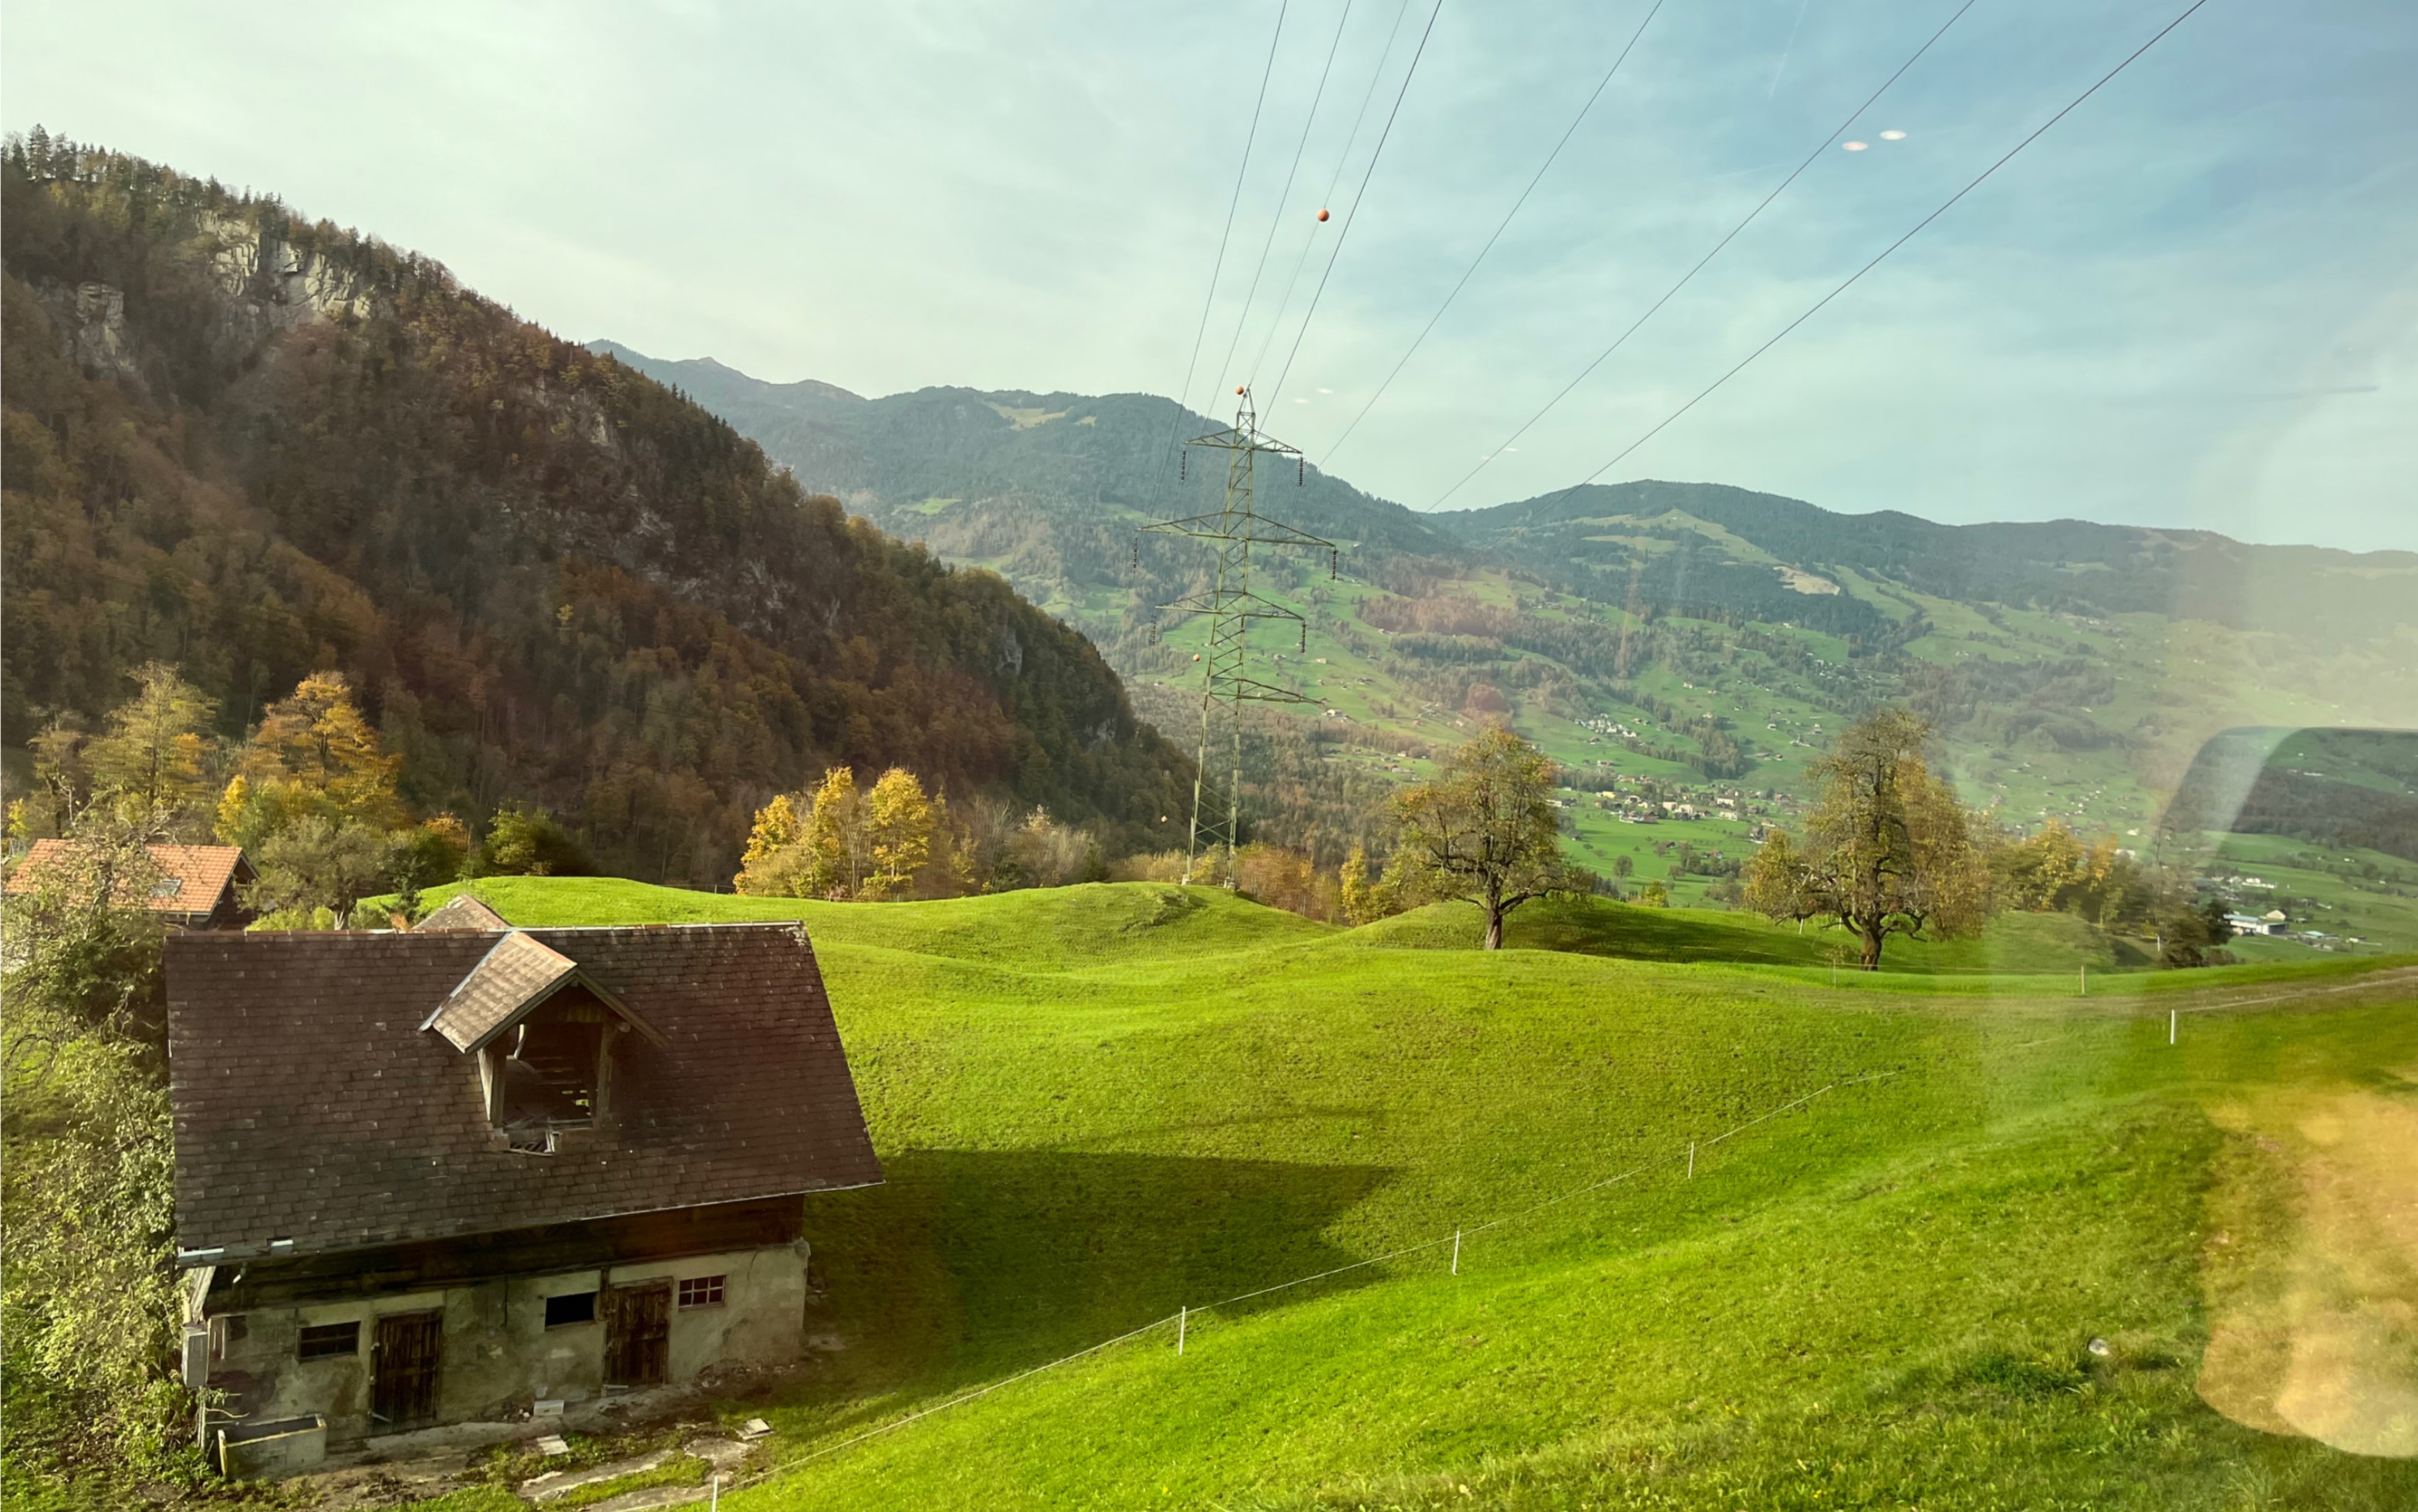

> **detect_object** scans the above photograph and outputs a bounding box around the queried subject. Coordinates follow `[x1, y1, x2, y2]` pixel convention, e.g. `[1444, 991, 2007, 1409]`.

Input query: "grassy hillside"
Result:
[394, 880, 2416, 1509]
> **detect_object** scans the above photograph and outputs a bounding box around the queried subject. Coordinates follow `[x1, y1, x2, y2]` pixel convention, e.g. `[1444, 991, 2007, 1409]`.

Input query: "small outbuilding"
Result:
[165, 920, 880, 1473]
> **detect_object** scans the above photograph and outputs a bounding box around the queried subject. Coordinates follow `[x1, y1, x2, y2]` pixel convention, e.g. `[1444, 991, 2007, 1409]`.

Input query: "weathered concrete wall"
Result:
[206, 1242, 804, 1450]
[610, 1240, 809, 1379]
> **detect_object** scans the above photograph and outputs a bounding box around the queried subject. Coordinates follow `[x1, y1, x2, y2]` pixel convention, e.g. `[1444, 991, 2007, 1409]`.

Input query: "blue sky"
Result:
[8, 0, 2414, 552]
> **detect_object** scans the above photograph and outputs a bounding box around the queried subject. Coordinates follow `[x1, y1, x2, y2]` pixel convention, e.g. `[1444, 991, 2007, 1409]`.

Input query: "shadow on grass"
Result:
[793, 1147, 1393, 1399]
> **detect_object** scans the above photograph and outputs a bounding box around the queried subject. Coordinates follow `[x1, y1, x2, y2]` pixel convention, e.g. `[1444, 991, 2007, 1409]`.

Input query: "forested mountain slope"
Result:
[1, 140, 1190, 883]
[597, 342, 2418, 885]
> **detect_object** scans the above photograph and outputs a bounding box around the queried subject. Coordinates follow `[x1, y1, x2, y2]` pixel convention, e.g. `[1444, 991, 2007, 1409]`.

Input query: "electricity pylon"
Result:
[1140, 386, 1337, 888]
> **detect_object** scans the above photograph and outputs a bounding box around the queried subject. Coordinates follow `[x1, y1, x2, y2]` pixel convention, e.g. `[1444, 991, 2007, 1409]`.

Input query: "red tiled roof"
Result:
[164, 924, 882, 1263]
[5, 840, 250, 916]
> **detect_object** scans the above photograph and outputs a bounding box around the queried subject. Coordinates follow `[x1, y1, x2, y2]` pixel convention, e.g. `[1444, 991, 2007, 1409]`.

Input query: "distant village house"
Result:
[4, 840, 255, 930]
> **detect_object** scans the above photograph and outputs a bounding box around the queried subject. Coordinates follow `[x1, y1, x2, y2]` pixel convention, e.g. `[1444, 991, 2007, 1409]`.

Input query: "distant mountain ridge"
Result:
[1449, 479, 2413, 643]
[586, 340, 1464, 563]
[591, 340, 2416, 645]
[590, 341, 2418, 859]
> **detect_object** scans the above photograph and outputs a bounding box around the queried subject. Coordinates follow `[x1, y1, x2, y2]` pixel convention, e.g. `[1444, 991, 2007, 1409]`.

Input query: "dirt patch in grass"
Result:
[2197, 1065, 2418, 1456]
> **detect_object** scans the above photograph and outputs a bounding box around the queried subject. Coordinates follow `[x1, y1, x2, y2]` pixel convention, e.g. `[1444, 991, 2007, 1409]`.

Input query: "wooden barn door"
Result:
[370, 1311, 443, 1429]
[604, 1281, 670, 1387]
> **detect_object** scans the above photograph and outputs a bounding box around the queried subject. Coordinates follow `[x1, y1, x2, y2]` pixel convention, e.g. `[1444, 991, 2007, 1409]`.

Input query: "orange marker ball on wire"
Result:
[1317, 208, 1330, 222]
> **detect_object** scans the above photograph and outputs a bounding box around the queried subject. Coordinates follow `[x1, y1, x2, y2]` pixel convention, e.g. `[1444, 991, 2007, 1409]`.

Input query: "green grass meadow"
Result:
[396, 879, 2417, 1509]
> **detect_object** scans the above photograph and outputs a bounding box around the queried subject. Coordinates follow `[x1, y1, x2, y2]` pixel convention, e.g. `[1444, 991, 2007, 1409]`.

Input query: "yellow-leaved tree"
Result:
[863, 768, 936, 900]
[209, 672, 472, 925]
[734, 793, 804, 896]
[214, 671, 405, 849]
[802, 767, 866, 899]
[735, 767, 941, 901]
[83, 663, 223, 836]
[1338, 845, 1380, 925]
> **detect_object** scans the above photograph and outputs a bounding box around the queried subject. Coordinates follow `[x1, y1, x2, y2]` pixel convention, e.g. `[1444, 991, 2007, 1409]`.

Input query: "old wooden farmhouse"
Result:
[165, 916, 881, 1475]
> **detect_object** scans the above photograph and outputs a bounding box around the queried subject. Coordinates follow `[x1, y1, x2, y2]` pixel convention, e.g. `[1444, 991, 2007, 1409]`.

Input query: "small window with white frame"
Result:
[677, 1274, 725, 1309]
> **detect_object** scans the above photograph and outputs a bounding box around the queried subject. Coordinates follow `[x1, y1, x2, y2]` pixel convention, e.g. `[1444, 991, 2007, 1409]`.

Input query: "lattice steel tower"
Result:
[1140, 386, 1337, 887]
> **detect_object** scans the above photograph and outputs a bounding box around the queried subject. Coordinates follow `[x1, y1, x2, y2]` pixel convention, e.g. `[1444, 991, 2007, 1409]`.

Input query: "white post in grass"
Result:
[2080, 964, 2087, 997]
[2170, 1008, 2177, 1045]
[1177, 1305, 1187, 1355]
[711, 1475, 720, 1510]
[1687, 1141, 1696, 1180]
[1451, 1229, 1461, 1276]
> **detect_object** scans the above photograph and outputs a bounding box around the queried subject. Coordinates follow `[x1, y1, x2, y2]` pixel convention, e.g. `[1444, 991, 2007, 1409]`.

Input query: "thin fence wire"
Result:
[715, 1065, 1903, 1497]
[2170, 964, 2418, 1018]
[687, 970, 2410, 1500]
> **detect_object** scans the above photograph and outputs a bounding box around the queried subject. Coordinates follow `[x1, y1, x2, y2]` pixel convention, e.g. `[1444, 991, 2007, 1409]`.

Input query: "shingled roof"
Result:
[165, 924, 881, 1264]
[420, 930, 664, 1052]
[413, 892, 512, 931]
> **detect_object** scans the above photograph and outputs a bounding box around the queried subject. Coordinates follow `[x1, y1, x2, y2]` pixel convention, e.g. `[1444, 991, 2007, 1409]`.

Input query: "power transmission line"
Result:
[1265, 0, 1447, 410]
[1140, 390, 1337, 889]
[1157, 2, 1292, 488]
[1247, 0, 1419, 388]
[1208, 0, 1359, 407]
[1319, 0, 1669, 467]
[1532, 0, 2210, 511]
[1430, 0, 1985, 509]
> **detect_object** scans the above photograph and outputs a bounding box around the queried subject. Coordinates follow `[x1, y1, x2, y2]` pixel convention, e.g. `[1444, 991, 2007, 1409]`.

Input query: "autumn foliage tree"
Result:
[79, 664, 221, 836]
[735, 767, 940, 900]
[1743, 708, 1990, 969]
[9, 665, 230, 848]
[1992, 818, 2229, 967]
[863, 768, 938, 899]
[197, 671, 479, 923]
[214, 671, 404, 849]
[1386, 725, 1575, 950]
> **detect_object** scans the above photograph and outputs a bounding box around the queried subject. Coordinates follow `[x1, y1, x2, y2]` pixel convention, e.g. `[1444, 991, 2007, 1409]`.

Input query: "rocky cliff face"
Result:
[199, 211, 381, 346]
[40, 280, 140, 382]
[37, 212, 385, 395]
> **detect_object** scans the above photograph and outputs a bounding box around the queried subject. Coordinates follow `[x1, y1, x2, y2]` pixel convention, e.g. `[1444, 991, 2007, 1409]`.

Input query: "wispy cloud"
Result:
[6, 0, 2413, 550]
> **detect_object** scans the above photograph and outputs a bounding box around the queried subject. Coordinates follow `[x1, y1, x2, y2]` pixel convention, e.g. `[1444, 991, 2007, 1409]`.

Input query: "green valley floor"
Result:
[373, 881, 2416, 1509]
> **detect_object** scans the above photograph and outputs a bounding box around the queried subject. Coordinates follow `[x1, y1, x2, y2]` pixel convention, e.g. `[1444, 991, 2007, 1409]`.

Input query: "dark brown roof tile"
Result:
[165, 924, 881, 1262]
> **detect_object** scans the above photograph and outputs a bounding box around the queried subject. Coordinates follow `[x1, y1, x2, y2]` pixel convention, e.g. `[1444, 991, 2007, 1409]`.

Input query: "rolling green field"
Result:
[387, 879, 2416, 1510]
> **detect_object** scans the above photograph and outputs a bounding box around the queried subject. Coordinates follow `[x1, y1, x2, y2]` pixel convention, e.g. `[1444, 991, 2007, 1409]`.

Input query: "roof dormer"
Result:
[422, 932, 667, 1153]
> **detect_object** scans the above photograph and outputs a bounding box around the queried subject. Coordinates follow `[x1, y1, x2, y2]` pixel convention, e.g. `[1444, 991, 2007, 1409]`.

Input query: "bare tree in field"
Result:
[1744, 708, 1990, 970]
[1390, 725, 1575, 950]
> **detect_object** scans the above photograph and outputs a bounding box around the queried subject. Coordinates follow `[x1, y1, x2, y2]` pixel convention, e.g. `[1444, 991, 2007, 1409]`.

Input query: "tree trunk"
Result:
[1482, 892, 1506, 950]
[1860, 920, 1884, 970]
